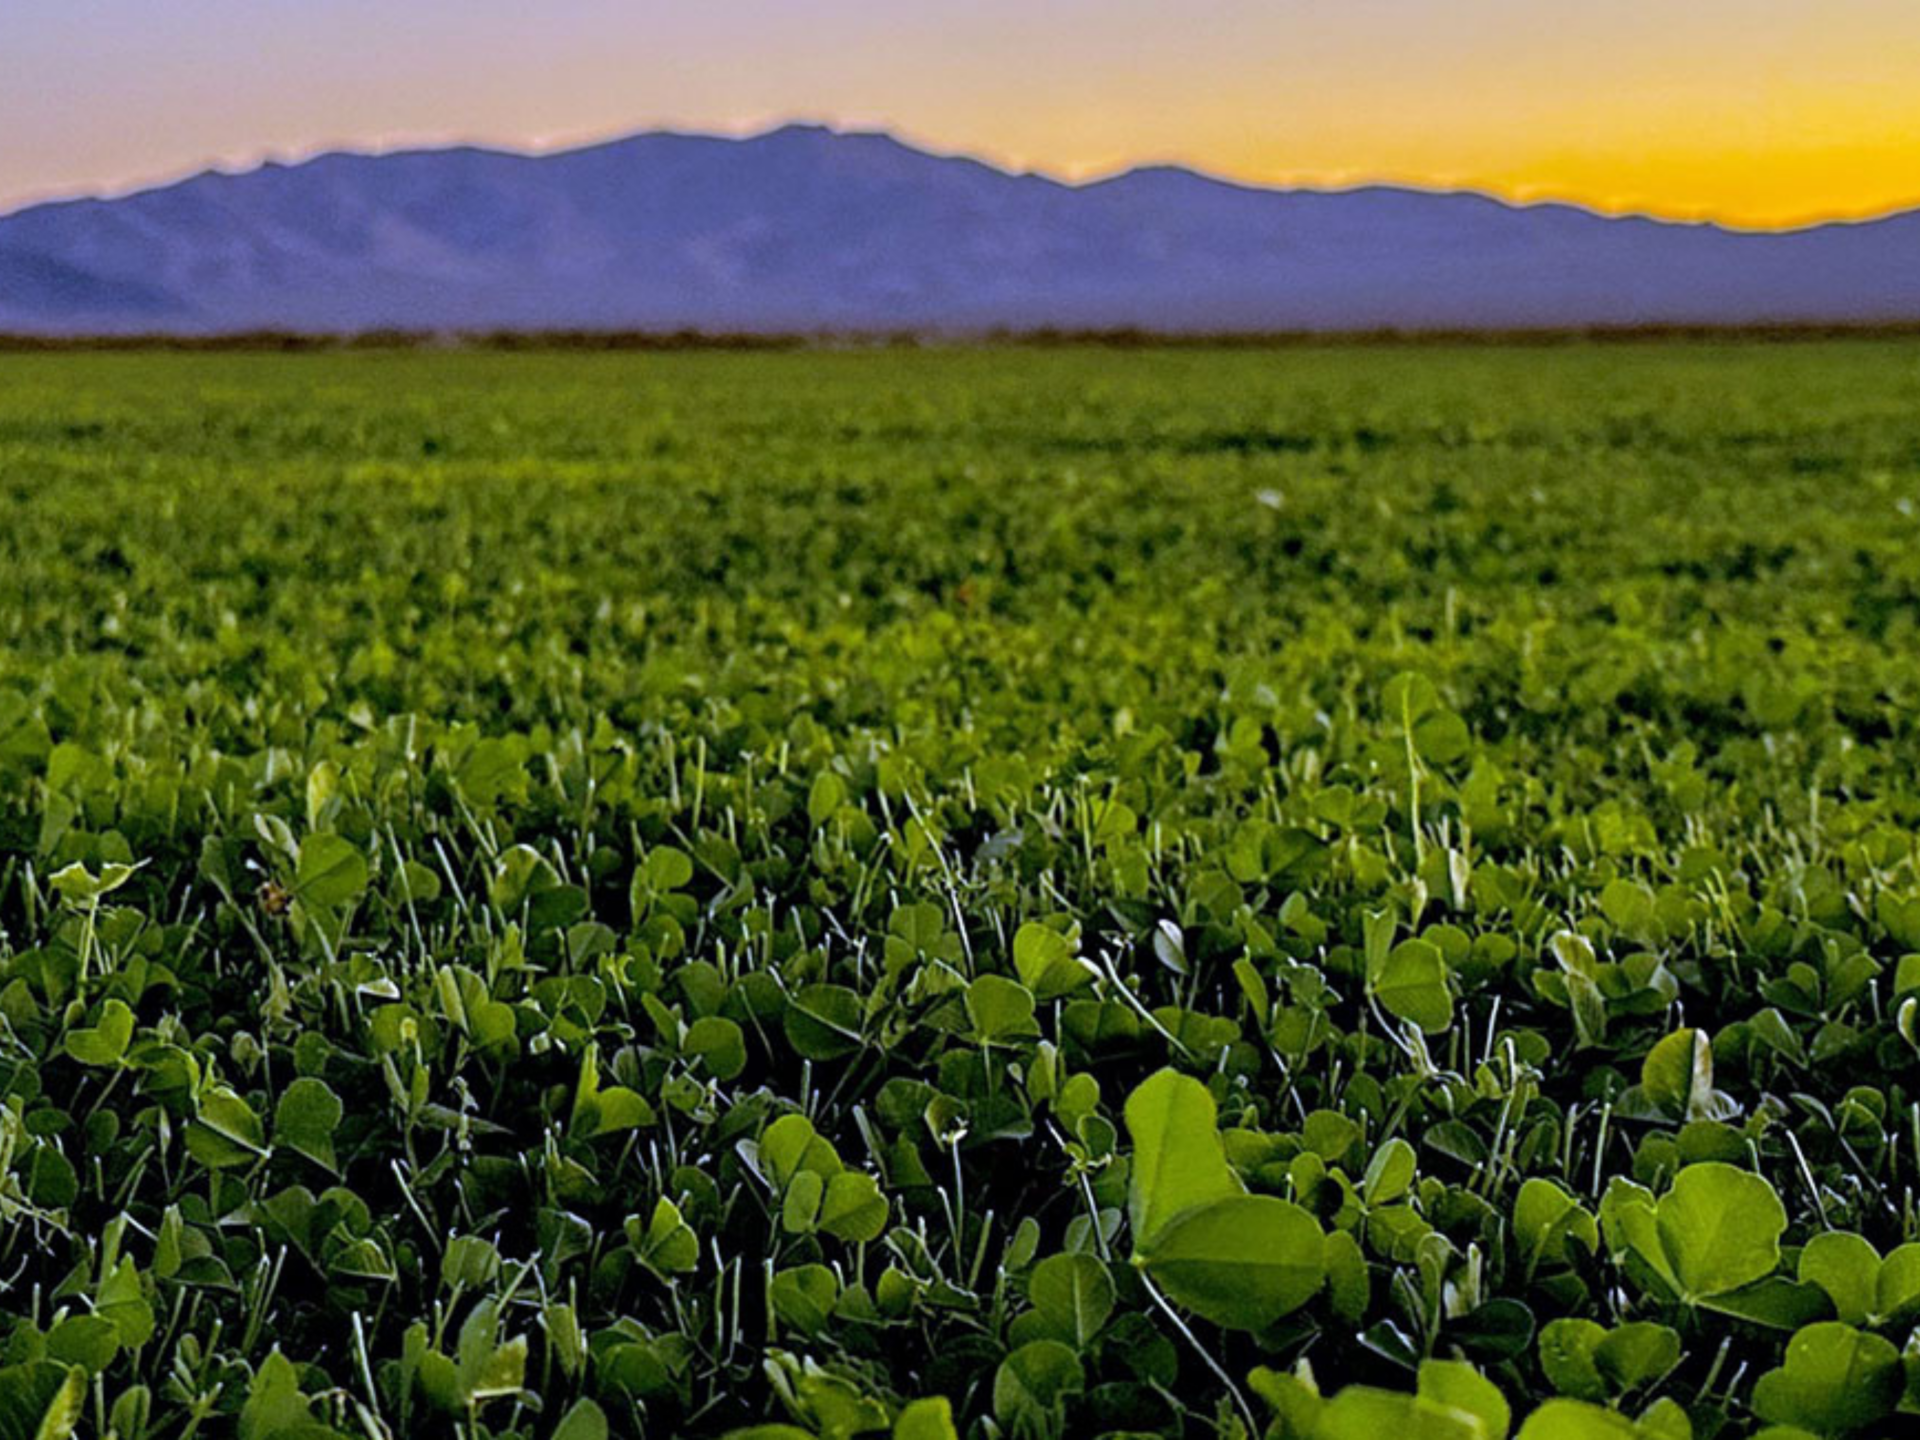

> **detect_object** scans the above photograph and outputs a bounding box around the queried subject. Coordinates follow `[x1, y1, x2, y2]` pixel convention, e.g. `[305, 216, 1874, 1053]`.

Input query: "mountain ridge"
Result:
[4, 123, 1919, 333]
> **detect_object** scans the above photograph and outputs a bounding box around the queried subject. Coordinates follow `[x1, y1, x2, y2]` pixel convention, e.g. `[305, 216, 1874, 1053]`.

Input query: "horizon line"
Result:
[6, 117, 1920, 236]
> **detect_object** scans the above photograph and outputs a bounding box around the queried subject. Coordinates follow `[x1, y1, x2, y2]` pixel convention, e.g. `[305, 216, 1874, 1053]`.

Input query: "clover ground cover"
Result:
[3, 341, 1920, 1439]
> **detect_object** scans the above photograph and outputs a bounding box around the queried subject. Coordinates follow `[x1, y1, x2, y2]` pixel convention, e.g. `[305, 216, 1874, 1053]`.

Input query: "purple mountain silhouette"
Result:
[3, 123, 1918, 333]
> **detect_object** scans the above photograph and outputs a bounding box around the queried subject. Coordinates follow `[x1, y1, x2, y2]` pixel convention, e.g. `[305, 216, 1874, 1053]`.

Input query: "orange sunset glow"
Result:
[4, 0, 1919, 225]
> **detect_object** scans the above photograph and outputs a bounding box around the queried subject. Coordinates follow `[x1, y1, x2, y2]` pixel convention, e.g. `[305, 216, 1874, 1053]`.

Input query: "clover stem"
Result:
[1140, 1270, 1259, 1439]
[1402, 690, 1424, 867]
[80, 895, 99, 988]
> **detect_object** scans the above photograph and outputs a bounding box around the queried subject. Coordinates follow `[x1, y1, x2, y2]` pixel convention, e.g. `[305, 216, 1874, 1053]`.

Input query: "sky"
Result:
[5, 0, 1920, 227]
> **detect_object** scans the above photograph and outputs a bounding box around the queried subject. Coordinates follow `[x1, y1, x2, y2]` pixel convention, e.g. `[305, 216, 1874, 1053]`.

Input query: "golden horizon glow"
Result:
[5, 0, 1920, 230]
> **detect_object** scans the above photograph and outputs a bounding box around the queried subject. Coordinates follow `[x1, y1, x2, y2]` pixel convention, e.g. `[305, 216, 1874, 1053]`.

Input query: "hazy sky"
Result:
[7, 0, 1920, 226]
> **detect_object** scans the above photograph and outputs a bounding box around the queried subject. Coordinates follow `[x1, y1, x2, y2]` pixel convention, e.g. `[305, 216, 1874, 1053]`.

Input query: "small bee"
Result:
[255, 879, 292, 916]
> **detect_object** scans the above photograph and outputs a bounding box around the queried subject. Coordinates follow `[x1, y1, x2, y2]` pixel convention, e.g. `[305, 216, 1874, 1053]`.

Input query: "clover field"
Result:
[5, 341, 1920, 1440]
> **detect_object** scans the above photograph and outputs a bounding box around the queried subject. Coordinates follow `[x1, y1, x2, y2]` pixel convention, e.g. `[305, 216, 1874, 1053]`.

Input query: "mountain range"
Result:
[3, 123, 1919, 334]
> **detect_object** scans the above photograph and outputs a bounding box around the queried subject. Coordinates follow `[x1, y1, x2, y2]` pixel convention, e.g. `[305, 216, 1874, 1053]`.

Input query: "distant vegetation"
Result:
[8, 322, 1920, 351]
[4, 342, 1920, 1439]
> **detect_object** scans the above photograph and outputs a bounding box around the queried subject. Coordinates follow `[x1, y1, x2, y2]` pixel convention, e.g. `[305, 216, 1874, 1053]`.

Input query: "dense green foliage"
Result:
[5, 342, 1920, 1440]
